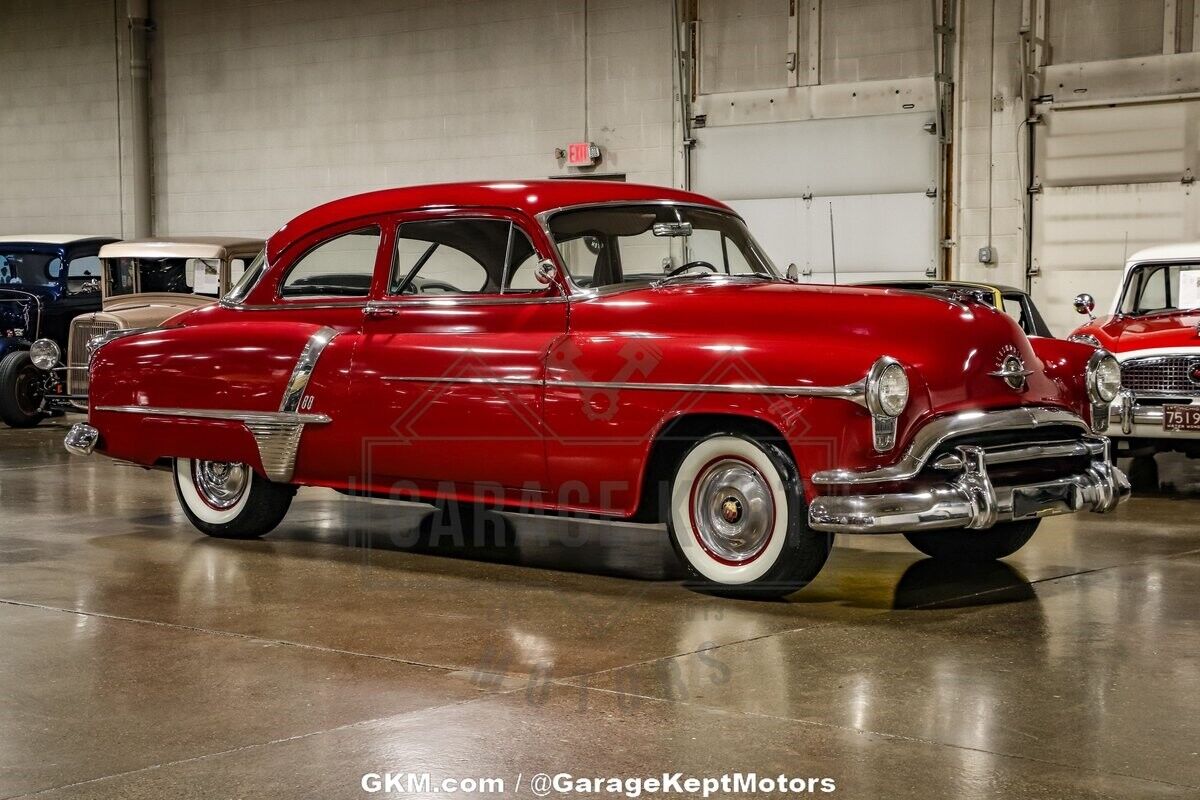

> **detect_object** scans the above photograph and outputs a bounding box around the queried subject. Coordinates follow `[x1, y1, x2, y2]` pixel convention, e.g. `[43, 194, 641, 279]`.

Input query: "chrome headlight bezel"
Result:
[866, 357, 909, 419]
[29, 339, 61, 371]
[1087, 350, 1121, 404]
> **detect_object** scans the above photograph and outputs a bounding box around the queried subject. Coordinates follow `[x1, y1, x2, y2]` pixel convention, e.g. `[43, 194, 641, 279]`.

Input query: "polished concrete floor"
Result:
[2, 420, 1199, 799]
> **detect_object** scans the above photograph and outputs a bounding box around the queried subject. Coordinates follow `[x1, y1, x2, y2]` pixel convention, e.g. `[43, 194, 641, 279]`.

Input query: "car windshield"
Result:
[0, 251, 62, 287]
[1119, 262, 1200, 315]
[106, 258, 224, 299]
[546, 205, 778, 289]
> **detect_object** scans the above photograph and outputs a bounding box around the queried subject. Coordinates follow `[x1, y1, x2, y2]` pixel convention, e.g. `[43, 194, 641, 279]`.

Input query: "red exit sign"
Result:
[566, 141, 600, 167]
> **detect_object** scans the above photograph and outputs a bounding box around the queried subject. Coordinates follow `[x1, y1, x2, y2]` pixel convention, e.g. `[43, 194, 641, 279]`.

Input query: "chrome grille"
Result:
[66, 319, 119, 396]
[1121, 355, 1200, 398]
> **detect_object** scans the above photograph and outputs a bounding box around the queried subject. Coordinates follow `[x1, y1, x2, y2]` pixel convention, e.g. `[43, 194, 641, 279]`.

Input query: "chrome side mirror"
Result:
[785, 263, 800, 283]
[1073, 293, 1096, 319]
[534, 259, 560, 289]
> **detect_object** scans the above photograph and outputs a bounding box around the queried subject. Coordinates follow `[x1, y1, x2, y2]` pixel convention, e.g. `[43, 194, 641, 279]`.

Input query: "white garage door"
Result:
[691, 112, 939, 284]
[1031, 100, 1200, 335]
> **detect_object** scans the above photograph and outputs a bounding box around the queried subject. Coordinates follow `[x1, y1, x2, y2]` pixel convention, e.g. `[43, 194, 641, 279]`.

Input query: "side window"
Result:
[281, 227, 381, 298]
[390, 218, 538, 296]
[66, 255, 102, 296]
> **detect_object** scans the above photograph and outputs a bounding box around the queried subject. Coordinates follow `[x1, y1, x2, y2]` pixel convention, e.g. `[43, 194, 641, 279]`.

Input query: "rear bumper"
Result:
[811, 429, 1128, 534]
[64, 422, 99, 456]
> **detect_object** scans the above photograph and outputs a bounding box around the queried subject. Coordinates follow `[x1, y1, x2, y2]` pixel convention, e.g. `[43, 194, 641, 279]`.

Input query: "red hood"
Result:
[1071, 309, 1200, 353]
[573, 280, 1086, 418]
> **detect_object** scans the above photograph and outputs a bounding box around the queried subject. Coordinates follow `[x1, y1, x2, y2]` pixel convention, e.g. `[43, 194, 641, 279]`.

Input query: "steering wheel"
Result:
[666, 260, 718, 278]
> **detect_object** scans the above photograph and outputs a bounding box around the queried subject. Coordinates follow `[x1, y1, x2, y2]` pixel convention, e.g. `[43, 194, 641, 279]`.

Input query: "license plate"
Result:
[1163, 405, 1200, 431]
[1012, 484, 1076, 520]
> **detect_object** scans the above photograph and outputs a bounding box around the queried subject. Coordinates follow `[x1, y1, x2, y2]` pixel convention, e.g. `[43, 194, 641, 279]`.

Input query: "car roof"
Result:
[100, 237, 264, 261]
[0, 234, 116, 246]
[1125, 242, 1200, 266]
[269, 180, 731, 260]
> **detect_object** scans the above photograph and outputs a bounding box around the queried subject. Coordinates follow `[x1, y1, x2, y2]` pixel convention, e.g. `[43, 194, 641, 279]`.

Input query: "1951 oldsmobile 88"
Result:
[66, 181, 1129, 597]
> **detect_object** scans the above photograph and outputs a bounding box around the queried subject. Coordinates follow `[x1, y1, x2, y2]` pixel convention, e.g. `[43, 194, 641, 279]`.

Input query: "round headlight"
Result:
[29, 339, 60, 371]
[867, 358, 909, 418]
[1091, 353, 1121, 403]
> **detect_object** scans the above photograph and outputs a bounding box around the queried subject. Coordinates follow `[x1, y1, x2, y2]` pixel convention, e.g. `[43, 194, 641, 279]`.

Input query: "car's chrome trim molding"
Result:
[381, 375, 542, 387]
[379, 374, 866, 399]
[280, 327, 336, 413]
[811, 406, 1091, 486]
[552, 378, 865, 398]
[95, 406, 332, 425]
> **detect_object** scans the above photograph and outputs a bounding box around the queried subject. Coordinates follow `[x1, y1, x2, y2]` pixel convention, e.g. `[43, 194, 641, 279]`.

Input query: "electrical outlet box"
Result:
[978, 245, 996, 265]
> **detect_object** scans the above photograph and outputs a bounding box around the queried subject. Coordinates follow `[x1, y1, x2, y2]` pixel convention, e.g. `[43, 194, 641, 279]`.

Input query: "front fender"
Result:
[0, 337, 30, 359]
[1029, 337, 1093, 416]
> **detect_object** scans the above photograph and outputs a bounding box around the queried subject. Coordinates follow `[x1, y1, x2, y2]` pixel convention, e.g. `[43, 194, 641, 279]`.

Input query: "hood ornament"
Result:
[989, 346, 1034, 391]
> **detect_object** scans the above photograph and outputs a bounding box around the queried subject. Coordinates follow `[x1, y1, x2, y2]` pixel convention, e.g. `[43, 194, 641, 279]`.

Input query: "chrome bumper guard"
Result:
[64, 423, 100, 456]
[808, 439, 1130, 535]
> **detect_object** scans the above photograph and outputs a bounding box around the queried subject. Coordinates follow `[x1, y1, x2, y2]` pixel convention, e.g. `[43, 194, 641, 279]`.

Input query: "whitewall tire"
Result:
[666, 434, 832, 598]
[174, 458, 294, 539]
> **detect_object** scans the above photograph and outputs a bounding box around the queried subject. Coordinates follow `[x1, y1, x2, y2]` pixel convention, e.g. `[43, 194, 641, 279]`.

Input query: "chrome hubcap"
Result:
[192, 461, 249, 510]
[691, 458, 774, 563]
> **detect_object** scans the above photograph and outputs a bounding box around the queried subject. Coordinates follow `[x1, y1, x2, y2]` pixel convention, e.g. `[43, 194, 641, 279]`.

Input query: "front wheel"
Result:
[667, 434, 832, 599]
[0, 351, 48, 428]
[174, 458, 294, 539]
[904, 519, 1040, 562]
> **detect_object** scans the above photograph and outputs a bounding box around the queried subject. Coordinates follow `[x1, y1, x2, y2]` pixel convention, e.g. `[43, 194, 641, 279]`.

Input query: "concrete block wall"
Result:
[953, 0, 1027, 288]
[820, 0, 933, 83]
[150, 0, 675, 237]
[696, 0, 790, 94]
[0, 0, 122, 235]
[1047, 0, 1164, 64]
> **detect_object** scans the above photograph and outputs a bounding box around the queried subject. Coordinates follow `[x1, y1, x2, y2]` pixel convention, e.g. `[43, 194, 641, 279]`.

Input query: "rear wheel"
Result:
[904, 519, 1040, 562]
[173, 458, 294, 539]
[0, 351, 48, 428]
[666, 434, 832, 599]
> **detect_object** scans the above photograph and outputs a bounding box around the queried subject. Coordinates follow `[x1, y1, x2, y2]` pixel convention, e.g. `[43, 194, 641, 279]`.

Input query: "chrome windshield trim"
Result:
[280, 327, 336, 413]
[811, 406, 1091, 486]
[95, 406, 331, 425]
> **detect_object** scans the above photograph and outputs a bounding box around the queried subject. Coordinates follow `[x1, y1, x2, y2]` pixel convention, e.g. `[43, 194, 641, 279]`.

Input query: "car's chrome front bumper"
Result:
[1107, 391, 1200, 440]
[808, 421, 1130, 535]
[64, 422, 99, 456]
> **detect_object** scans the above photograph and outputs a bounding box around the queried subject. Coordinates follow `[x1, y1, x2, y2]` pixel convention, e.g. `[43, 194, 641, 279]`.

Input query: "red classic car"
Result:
[1070, 243, 1200, 491]
[66, 181, 1129, 597]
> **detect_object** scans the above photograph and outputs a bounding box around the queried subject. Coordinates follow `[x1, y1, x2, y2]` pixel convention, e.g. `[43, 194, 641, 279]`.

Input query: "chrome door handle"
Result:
[363, 306, 399, 319]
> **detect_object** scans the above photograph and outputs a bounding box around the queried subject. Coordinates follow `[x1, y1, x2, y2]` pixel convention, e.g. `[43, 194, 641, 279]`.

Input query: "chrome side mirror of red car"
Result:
[785, 263, 800, 283]
[1073, 293, 1096, 319]
[534, 259, 561, 291]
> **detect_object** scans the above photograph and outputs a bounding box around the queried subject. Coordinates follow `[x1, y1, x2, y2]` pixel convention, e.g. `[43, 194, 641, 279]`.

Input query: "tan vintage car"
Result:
[31, 236, 263, 405]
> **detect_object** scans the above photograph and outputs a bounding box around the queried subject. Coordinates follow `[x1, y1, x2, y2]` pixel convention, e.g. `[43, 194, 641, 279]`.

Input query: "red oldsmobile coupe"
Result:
[66, 181, 1129, 597]
[1070, 243, 1200, 491]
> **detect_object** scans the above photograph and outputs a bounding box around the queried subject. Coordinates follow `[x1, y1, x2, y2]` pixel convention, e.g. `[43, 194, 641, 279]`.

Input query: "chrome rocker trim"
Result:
[73, 327, 338, 483]
[809, 441, 1129, 535]
[811, 406, 1090, 486]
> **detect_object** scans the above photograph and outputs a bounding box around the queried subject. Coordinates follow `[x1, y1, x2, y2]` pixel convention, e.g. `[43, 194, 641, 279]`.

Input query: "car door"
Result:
[349, 209, 567, 497]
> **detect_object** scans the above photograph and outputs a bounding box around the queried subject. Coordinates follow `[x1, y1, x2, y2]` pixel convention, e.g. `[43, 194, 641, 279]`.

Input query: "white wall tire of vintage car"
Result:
[668, 435, 791, 585]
